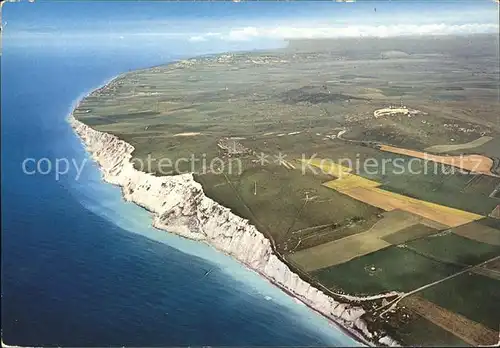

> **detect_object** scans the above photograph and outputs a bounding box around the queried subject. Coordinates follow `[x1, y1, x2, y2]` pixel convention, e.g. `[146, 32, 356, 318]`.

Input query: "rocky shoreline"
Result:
[69, 101, 399, 347]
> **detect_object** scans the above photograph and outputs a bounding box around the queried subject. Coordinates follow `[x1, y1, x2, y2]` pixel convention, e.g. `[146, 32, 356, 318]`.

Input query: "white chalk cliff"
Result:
[70, 116, 400, 347]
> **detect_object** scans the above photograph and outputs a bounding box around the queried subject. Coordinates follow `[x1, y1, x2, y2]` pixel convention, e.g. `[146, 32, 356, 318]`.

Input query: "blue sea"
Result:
[1, 45, 360, 346]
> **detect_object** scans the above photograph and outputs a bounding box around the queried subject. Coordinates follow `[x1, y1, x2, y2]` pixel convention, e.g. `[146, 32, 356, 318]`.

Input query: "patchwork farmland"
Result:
[74, 35, 500, 345]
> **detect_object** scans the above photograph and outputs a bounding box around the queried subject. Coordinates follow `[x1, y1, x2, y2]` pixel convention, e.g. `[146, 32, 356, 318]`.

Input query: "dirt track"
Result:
[424, 136, 493, 154]
[380, 144, 497, 177]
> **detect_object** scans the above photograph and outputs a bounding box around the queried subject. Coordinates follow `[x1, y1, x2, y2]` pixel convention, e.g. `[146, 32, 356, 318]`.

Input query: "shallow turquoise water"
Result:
[1, 46, 360, 346]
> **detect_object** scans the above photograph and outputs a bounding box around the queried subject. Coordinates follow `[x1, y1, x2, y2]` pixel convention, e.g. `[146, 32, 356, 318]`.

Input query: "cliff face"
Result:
[70, 116, 399, 346]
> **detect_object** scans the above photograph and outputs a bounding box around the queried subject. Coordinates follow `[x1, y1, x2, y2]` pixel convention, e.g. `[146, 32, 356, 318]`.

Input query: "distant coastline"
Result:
[67, 59, 400, 346]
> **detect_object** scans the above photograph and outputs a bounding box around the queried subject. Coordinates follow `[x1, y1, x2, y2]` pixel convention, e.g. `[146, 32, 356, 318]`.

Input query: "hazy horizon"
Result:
[3, 0, 499, 56]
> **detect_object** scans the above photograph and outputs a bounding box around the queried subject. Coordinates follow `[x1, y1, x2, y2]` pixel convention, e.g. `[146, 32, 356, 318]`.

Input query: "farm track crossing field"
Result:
[484, 258, 500, 272]
[311, 246, 463, 295]
[419, 272, 500, 331]
[286, 214, 383, 252]
[473, 266, 500, 280]
[400, 295, 499, 346]
[478, 258, 500, 280]
[290, 210, 433, 271]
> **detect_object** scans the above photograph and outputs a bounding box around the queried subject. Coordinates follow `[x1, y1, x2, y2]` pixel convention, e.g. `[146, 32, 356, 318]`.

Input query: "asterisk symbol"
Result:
[274, 152, 287, 165]
[256, 152, 269, 165]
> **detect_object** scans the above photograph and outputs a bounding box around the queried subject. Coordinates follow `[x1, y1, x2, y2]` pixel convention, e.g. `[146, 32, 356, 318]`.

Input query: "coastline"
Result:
[67, 76, 400, 347]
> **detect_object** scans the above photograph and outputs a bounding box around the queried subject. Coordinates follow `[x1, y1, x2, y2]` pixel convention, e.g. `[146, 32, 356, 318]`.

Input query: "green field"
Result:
[382, 224, 438, 245]
[420, 272, 500, 330]
[406, 232, 500, 266]
[197, 164, 381, 252]
[287, 214, 382, 252]
[311, 246, 462, 295]
[361, 154, 499, 216]
[389, 315, 469, 347]
[478, 217, 500, 230]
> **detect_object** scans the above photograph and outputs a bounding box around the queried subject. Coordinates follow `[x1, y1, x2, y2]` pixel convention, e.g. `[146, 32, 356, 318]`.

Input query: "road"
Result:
[378, 255, 500, 316]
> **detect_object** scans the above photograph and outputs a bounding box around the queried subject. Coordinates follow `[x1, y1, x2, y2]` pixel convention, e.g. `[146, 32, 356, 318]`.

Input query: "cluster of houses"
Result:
[443, 123, 489, 136]
[217, 137, 253, 158]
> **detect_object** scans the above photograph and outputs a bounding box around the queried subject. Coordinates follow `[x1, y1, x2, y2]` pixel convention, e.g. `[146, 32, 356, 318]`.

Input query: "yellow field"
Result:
[305, 158, 483, 227]
[341, 186, 482, 228]
[323, 176, 380, 190]
[302, 158, 381, 189]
